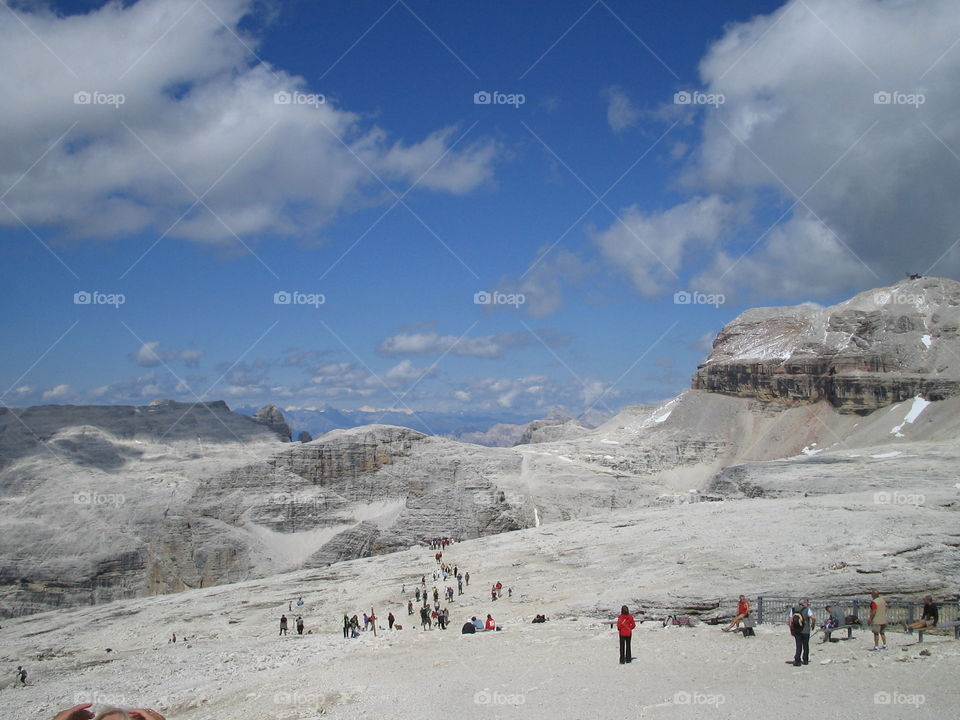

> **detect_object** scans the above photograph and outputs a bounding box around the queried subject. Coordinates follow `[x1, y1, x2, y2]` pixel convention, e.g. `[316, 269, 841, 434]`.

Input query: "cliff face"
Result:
[692, 277, 960, 413]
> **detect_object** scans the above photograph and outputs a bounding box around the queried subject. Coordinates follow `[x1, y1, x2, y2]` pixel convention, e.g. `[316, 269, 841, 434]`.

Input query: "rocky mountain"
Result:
[5, 278, 960, 619]
[243, 405, 539, 445]
[693, 276, 960, 413]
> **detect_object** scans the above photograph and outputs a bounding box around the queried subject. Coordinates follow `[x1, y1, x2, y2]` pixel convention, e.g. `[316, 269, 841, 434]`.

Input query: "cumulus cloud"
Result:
[131, 341, 205, 367]
[41, 383, 72, 399]
[382, 359, 434, 386]
[602, 86, 640, 132]
[594, 195, 734, 297]
[495, 249, 594, 318]
[0, 0, 499, 245]
[595, 0, 960, 301]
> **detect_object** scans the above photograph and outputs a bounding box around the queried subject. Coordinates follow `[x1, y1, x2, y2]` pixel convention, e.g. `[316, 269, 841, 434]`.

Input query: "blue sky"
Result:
[2, 0, 959, 420]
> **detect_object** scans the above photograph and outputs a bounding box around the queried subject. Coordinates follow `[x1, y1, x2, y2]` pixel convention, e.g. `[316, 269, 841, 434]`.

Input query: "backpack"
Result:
[790, 612, 805, 635]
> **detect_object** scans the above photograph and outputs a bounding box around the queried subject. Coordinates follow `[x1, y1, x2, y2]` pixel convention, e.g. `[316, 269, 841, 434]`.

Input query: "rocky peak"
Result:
[252, 404, 292, 441]
[692, 277, 960, 413]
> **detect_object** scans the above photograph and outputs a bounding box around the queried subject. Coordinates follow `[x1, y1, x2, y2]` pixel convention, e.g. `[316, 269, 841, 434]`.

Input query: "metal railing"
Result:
[755, 596, 958, 626]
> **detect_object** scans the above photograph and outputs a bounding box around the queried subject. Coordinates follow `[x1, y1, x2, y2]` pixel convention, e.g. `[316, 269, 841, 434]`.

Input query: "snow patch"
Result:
[870, 451, 902, 459]
[600, 439, 620, 445]
[801, 446, 822, 456]
[890, 396, 931, 436]
[921, 334, 932, 348]
[557, 455, 572, 463]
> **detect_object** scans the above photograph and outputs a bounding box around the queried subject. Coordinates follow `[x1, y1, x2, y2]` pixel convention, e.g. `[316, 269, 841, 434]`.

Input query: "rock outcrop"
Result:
[251, 404, 292, 441]
[692, 277, 960, 413]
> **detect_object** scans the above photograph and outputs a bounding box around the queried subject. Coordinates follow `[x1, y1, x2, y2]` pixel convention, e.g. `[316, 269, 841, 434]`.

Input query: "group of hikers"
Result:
[332, 537, 505, 639]
[720, 589, 944, 667]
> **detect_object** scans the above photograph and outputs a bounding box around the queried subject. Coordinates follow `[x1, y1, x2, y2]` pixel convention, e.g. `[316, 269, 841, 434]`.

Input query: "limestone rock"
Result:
[693, 277, 960, 413]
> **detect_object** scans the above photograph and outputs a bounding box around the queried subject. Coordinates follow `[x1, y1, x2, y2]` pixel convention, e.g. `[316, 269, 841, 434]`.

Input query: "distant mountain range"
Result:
[233, 405, 543, 446]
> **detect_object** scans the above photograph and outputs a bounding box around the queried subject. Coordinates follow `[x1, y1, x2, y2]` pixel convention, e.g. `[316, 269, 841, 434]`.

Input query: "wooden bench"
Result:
[820, 623, 857, 642]
[917, 620, 960, 642]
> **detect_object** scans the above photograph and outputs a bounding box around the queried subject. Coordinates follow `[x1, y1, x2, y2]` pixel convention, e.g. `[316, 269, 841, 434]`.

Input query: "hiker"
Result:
[296, 616, 304, 635]
[343, 614, 351, 639]
[388, 611, 396, 630]
[485, 614, 497, 631]
[496, 581, 503, 598]
[420, 605, 430, 629]
[457, 577, 463, 595]
[462, 619, 477, 634]
[491, 585, 498, 601]
[905, 596, 938, 632]
[508, 587, 512, 598]
[617, 605, 636, 664]
[868, 589, 888, 650]
[408, 599, 414, 615]
[433, 587, 439, 604]
[465, 571, 470, 586]
[52, 705, 167, 720]
[288, 601, 292, 611]
[472, 616, 484, 630]
[415, 587, 421, 602]
[17, 665, 27, 685]
[350, 615, 360, 638]
[723, 595, 751, 632]
[788, 605, 808, 666]
[279, 614, 289, 636]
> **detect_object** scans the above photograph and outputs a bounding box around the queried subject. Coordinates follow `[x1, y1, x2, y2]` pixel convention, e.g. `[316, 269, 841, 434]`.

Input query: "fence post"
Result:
[757, 596, 764, 625]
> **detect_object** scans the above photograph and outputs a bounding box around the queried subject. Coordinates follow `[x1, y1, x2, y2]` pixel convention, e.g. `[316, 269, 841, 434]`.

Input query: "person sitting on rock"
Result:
[485, 614, 497, 631]
[462, 619, 477, 634]
[722, 595, 750, 632]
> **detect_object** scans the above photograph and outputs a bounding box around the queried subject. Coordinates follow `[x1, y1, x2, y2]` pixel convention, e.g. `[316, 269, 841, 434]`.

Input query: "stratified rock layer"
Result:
[692, 277, 960, 413]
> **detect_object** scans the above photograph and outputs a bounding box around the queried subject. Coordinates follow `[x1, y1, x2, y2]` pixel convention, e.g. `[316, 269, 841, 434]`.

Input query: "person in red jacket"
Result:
[485, 614, 497, 631]
[617, 605, 636, 664]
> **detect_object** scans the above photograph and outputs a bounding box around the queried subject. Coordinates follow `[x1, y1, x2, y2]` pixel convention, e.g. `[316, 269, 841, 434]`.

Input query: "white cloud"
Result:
[131, 341, 205, 367]
[0, 0, 499, 244]
[378, 331, 532, 359]
[382, 360, 433, 386]
[596, 0, 960, 301]
[42, 383, 72, 399]
[602, 86, 640, 132]
[594, 195, 734, 297]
